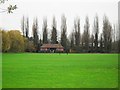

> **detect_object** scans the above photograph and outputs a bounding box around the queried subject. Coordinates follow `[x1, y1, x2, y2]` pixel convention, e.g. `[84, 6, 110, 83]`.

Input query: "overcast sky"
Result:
[0, 0, 119, 38]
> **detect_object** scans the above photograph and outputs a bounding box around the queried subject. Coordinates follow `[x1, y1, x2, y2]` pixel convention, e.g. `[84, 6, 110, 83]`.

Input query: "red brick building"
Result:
[40, 44, 64, 52]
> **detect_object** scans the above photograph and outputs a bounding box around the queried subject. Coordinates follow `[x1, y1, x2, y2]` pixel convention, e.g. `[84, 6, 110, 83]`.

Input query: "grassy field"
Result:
[2, 53, 118, 88]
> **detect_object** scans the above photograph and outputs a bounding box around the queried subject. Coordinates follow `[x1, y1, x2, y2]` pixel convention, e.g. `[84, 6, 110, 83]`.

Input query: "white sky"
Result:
[0, 0, 119, 39]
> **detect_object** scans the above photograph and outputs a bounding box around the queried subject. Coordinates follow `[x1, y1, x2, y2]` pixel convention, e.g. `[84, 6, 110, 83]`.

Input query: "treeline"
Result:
[1, 14, 120, 53]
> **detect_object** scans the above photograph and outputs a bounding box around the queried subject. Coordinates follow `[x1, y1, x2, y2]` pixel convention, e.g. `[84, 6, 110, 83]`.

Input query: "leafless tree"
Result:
[103, 15, 112, 52]
[0, 0, 17, 13]
[51, 16, 57, 44]
[42, 18, 48, 44]
[93, 15, 99, 52]
[61, 14, 67, 51]
[83, 16, 90, 52]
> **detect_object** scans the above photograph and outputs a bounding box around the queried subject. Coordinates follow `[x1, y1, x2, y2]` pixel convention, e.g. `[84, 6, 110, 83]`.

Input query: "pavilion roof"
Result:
[41, 44, 64, 49]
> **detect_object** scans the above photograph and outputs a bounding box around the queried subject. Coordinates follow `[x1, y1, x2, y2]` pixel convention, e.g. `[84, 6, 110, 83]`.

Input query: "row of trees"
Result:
[1, 14, 120, 53]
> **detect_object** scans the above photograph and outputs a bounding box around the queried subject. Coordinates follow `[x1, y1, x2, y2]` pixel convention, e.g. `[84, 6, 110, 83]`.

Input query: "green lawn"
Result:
[2, 53, 118, 88]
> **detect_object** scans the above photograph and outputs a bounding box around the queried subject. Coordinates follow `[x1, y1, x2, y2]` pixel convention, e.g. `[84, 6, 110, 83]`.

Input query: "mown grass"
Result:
[0, 53, 2, 89]
[2, 53, 118, 88]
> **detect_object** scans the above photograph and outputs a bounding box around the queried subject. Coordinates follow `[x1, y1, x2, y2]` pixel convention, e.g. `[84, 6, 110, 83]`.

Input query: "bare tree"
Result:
[74, 19, 77, 47]
[0, 0, 17, 13]
[99, 33, 103, 52]
[111, 24, 116, 52]
[21, 16, 25, 36]
[42, 18, 48, 44]
[77, 18, 80, 47]
[51, 16, 57, 44]
[61, 14, 67, 52]
[70, 30, 74, 50]
[103, 15, 112, 52]
[74, 18, 80, 47]
[83, 16, 90, 52]
[32, 18, 39, 51]
[93, 15, 99, 52]
[90, 34, 94, 52]
[73, 18, 80, 52]
[25, 17, 29, 38]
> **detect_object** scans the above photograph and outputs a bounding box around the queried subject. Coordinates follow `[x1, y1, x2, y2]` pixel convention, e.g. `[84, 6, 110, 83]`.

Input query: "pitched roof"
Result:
[41, 44, 64, 49]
